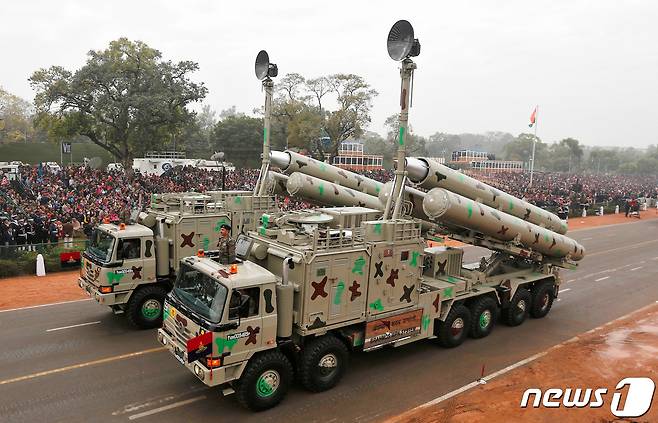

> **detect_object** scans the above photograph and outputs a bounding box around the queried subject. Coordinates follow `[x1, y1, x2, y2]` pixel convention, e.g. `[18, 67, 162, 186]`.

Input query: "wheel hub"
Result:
[479, 310, 492, 329]
[141, 299, 161, 320]
[256, 370, 280, 398]
[451, 317, 464, 337]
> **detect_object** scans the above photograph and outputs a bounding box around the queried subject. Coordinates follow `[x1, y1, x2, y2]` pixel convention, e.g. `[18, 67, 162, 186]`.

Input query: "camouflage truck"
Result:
[78, 192, 277, 328]
[156, 203, 583, 411]
[156, 20, 587, 410]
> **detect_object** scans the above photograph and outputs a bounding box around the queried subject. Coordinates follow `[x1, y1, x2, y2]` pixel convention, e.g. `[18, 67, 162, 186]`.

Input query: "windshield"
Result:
[88, 229, 115, 263]
[172, 263, 227, 323]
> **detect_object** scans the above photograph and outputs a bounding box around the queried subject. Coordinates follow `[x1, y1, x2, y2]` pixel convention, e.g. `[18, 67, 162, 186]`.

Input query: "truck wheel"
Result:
[298, 335, 349, 392]
[235, 350, 293, 412]
[503, 287, 531, 326]
[436, 304, 471, 348]
[468, 296, 498, 339]
[126, 285, 167, 329]
[530, 282, 555, 318]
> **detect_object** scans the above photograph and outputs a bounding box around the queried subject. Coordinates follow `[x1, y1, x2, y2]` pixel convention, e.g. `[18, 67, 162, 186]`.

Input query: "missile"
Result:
[423, 188, 585, 261]
[406, 157, 568, 235]
[377, 180, 430, 221]
[271, 150, 385, 198]
[286, 172, 383, 210]
[267, 171, 288, 196]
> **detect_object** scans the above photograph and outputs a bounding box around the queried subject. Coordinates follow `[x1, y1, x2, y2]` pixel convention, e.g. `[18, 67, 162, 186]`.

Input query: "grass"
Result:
[0, 141, 113, 165]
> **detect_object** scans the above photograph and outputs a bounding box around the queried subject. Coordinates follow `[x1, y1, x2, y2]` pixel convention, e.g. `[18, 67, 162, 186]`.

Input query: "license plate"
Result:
[174, 347, 186, 364]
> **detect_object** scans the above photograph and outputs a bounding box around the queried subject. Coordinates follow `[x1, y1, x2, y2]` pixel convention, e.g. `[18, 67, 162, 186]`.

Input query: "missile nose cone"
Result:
[423, 188, 451, 219]
[286, 172, 304, 195]
[270, 151, 290, 170]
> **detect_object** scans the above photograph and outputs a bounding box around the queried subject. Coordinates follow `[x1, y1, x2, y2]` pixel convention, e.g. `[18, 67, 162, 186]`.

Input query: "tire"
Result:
[468, 296, 498, 339]
[503, 287, 531, 327]
[126, 285, 167, 329]
[235, 350, 293, 412]
[298, 335, 349, 392]
[436, 304, 471, 348]
[531, 281, 555, 318]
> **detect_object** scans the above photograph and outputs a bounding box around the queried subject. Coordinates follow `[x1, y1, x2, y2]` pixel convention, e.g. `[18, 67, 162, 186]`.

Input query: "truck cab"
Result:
[79, 223, 161, 326]
[158, 241, 280, 401]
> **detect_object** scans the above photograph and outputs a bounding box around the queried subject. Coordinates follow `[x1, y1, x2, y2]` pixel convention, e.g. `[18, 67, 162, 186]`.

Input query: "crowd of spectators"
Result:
[473, 170, 658, 210]
[1, 162, 656, 249]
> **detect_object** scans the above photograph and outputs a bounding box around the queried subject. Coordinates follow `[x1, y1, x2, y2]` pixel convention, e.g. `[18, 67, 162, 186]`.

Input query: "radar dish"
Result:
[387, 20, 416, 61]
[255, 50, 278, 80]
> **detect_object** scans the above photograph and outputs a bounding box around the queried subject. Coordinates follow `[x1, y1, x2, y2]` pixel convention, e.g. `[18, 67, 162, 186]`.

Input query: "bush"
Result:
[0, 260, 21, 278]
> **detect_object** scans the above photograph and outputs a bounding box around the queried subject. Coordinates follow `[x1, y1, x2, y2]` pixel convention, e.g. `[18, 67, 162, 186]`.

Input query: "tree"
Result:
[322, 74, 377, 161]
[558, 138, 583, 172]
[211, 115, 265, 167]
[0, 87, 34, 143]
[384, 114, 427, 157]
[426, 132, 462, 160]
[504, 133, 547, 169]
[29, 38, 207, 168]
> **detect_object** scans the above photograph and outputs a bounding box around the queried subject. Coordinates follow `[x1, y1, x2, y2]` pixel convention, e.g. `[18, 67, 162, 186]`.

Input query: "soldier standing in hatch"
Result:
[216, 223, 236, 264]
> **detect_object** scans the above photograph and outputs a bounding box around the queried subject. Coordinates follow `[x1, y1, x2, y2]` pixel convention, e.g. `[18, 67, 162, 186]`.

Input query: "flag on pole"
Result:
[529, 107, 537, 127]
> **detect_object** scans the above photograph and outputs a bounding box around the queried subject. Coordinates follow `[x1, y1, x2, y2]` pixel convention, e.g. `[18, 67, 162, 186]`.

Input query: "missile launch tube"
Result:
[423, 188, 585, 260]
[406, 157, 568, 235]
[267, 171, 289, 196]
[286, 173, 382, 210]
[271, 150, 385, 198]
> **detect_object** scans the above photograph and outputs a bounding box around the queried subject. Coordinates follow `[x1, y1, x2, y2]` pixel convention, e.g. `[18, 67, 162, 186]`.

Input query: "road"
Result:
[1, 219, 657, 422]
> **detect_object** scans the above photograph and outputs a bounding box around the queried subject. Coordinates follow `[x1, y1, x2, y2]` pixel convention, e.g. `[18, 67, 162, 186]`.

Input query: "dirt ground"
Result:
[1, 209, 656, 311]
[388, 303, 658, 423]
[0, 270, 84, 310]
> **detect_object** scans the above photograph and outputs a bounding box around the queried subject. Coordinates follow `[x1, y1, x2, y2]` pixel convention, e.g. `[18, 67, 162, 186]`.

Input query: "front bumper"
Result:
[78, 277, 127, 306]
[157, 328, 240, 388]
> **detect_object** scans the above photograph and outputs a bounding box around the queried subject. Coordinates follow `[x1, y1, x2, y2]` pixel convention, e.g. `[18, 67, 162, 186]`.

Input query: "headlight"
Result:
[194, 364, 205, 381]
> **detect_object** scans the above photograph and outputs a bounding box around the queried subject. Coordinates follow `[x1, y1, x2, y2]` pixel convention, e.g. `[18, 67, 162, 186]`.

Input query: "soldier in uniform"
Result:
[216, 223, 235, 264]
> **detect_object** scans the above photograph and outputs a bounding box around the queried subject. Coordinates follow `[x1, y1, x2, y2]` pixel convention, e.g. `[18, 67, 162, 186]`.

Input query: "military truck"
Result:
[78, 191, 277, 328]
[156, 20, 587, 411]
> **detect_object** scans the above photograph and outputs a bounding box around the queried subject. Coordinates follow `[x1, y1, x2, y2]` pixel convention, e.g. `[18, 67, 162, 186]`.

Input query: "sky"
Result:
[2, 1, 657, 148]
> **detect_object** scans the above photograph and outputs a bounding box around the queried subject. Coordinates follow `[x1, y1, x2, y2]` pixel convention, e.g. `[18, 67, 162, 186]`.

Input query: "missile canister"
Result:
[267, 171, 289, 196]
[377, 180, 430, 221]
[286, 172, 382, 210]
[271, 150, 385, 198]
[406, 157, 568, 235]
[423, 187, 585, 260]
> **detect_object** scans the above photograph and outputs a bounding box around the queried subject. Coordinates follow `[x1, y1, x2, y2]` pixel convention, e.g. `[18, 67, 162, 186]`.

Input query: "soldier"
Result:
[216, 223, 235, 264]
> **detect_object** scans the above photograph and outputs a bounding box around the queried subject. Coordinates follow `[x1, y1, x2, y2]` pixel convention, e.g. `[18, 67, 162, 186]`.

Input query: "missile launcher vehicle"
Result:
[157, 21, 585, 411]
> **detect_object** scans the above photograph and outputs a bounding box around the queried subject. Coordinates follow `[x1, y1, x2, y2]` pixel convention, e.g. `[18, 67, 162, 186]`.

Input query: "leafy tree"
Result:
[0, 87, 34, 143]
[426, 132, 462, 160]
[504, 133, 547, 168]
[29, 38, 207, 168]
[384, 114, 426, 156]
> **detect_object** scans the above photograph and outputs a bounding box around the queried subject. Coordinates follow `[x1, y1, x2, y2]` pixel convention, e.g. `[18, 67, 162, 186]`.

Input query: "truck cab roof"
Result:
[182, 255, 277, 290]
[98, 223, 153, 238]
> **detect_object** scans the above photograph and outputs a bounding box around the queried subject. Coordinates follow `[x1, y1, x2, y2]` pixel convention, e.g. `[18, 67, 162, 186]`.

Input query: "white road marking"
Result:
[410, 302, 658, 413]
[46, 321, 101, 332]
[0, 298, 92, 314]
[558, 288, 571, 293]
[581, 237, 593, 241]
[566, 279, 575, 283]
[557, 298, 562, 302]
[128, 396, 206, 420]
[0, 347, 165, 385]
[630, 267, 643, 271]
[595, 276, 610, 282]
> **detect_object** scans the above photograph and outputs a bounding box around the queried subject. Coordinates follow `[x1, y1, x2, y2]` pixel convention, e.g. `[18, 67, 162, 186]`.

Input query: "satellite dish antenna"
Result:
[387, 20, 421, 61]
[254, 50, 278, 196]
[255, 50, 278, 80]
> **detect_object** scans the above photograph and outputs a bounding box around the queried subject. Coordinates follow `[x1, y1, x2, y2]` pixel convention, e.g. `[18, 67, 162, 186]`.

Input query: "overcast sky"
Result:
[2, 1, 657, 148]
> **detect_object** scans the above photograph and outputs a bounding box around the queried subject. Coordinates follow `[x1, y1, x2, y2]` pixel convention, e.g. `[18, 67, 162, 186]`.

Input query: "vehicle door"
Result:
[114, 237, 145, 289]
[219, 286, 264, 365]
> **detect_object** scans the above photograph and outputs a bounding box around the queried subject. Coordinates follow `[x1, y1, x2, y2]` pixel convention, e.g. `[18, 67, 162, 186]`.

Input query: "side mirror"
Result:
[287, 258, 295, 270]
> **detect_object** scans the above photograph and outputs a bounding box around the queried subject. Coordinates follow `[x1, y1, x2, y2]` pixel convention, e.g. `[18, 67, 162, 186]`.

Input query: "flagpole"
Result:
[529, 105, 538, 188]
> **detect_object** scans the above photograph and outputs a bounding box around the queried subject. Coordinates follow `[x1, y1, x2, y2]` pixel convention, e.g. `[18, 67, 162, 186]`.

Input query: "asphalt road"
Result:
[1, 218, 657, 422]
